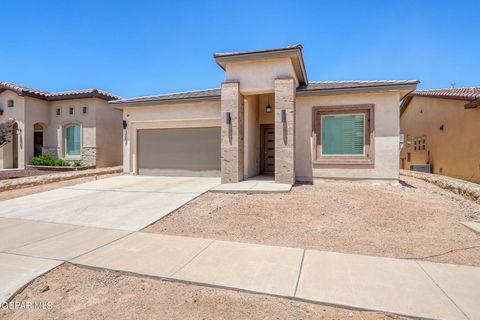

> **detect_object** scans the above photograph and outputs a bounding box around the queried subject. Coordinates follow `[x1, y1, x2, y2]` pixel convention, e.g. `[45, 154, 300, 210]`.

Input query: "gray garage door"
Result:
[137, 127, 221, 177]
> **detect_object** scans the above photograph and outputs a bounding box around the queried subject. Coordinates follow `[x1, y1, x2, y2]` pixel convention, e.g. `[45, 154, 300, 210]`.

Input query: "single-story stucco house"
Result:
[0, 82, 122, 169]
[111, 45, 418, 184]
[400, 86, 480, 183]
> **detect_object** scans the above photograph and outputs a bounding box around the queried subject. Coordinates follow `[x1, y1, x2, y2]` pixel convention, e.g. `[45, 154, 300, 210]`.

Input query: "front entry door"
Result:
[262, 126, 275, 174]
[34, 131, 43, 156]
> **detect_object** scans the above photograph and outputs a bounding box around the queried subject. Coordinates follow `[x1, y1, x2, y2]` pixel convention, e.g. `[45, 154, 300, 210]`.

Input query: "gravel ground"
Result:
[0, 264, 405, 320]
[0, 168, 71, 181]
[145, 176, 480, 266]
[0, 173, 121, 201]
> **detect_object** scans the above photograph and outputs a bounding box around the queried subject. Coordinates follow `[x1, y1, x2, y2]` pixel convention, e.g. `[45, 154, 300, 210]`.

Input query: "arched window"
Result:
[65, 124, 81, 157]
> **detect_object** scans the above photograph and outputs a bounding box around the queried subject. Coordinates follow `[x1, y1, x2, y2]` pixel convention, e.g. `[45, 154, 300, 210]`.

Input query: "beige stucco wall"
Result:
[400, 96, 480, 183]
[225, 58, 299, 95]
[48, 98, 97, 165]
[0, 91, 122, 169]
[122, 100, 221, 174]
[95, 100, 123, 167]
[0, 91, 26, 168]
[244, 95, 260, 178]
[295, 92, 402, 181]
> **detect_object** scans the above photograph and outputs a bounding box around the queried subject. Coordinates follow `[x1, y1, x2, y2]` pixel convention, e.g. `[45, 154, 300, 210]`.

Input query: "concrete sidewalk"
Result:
[1, 217, 478, 319]
[72, 232, 480, 320]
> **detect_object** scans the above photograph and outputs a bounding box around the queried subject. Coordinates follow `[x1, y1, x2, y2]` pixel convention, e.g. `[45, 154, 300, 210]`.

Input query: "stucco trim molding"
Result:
[311, 104, 375, 167]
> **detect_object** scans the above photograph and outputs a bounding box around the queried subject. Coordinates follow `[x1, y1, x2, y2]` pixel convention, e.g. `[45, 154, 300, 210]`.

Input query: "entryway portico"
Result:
[215, 45, 306, 184]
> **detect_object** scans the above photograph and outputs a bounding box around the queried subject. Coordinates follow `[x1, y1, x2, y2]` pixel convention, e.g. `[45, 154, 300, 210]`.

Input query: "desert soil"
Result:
[0, 264, 405, 320]
[0, 173, 121, 201]
[145, 176, 480, 266]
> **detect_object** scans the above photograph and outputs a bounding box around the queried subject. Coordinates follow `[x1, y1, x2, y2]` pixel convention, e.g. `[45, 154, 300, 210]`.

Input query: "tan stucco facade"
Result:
[0, 91, 122, 169]
[400, 96, 480, 183]
[114, 46, 415, 183]
[296, 92, 402, 181]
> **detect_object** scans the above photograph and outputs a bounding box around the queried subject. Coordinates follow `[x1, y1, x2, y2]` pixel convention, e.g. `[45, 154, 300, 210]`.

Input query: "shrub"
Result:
[31, 155, 70, 167]
[73, 160, 82, 167]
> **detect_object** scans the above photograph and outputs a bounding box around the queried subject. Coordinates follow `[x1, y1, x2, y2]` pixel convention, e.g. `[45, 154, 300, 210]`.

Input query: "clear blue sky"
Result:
[1, 0, 479, 98]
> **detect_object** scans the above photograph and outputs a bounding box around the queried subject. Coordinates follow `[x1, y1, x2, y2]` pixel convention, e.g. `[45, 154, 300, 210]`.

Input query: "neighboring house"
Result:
[0, 82, 122, 169]
[400, 87, 480, 183]
[111, 45, 418, 184]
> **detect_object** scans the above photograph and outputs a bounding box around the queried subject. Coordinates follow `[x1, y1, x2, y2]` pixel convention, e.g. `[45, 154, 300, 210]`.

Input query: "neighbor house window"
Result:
[313, 104, 373, 165]
[65, 124, 81, 157]
[82, 106, 88, 114]
[69, 107, 74, 115]
[56, 108, 61, 116]
[7, 100, 14, 108]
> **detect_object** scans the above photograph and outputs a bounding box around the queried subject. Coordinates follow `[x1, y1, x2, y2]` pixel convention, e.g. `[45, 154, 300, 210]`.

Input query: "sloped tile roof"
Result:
[112, 80, 418, 106]
[110, 88, 221, 104]
[410, 87, 480, 101]
[297, 80, 419, 91]
[0, 82, 120, 101]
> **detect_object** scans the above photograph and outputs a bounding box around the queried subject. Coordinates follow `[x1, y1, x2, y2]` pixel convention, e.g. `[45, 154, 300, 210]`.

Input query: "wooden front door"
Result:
[261, 126, 275, 174]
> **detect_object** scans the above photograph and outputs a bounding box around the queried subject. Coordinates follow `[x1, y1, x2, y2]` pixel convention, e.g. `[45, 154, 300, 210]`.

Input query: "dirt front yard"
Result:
[0, 264, 405, 320]
[145, 176, 480, 266]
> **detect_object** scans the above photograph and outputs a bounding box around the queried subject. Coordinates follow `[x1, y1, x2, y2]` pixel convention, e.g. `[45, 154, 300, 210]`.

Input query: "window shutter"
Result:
[322, 114, 364, 155]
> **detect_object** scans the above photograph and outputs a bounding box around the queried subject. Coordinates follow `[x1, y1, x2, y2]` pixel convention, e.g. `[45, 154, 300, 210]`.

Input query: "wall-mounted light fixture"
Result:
[123, 120, 128, 129]
[281, 109, 286, 123]
[225, 112, 231, 124]
[0, 109, 4, 116]
[439, 124, 444, 131]
[265, 95, 273, 113]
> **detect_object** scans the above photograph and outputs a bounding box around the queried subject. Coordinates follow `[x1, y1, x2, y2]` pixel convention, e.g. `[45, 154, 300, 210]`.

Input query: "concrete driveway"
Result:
[0, 175, 220, 231]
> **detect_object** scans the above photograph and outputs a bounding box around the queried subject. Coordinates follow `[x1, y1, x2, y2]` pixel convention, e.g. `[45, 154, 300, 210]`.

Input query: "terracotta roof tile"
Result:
[410, 87, 480, 101]
[0, 82, 120, 101]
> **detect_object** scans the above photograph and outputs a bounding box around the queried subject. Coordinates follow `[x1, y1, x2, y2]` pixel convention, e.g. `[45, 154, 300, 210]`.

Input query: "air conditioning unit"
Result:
[410, 164, 431, 173]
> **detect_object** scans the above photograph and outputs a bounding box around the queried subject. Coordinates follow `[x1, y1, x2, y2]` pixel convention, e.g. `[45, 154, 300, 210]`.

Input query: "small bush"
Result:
[31, 155, 70, 167]
[73, 160, 82, 167]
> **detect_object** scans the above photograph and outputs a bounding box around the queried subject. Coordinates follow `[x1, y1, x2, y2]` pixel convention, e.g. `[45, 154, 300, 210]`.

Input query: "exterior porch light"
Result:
[265, 95, 272, 113]
[0, 109, 3, 116]
[123, 120, 128, 129]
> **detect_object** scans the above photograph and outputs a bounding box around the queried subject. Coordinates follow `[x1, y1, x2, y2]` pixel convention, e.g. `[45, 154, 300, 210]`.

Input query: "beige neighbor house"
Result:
[400, 87, 480, 183]
[111, 45, 419, 184]
[0, 82, 122, 169]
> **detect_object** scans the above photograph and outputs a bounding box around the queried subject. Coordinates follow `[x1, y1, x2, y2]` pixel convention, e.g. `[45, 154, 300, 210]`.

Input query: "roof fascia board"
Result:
[109, 95, 220, 107]
[297, 84, 418, 97]
[214, 48, 307, 85]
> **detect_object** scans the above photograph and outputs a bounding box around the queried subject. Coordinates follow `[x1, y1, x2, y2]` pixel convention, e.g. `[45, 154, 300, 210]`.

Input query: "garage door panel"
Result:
[138, 127, 221, 177]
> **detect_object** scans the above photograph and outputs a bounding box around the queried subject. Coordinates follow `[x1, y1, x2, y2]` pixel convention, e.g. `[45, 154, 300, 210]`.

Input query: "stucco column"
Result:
[221, 82, 244, 183]
[274, 77, 295, 184]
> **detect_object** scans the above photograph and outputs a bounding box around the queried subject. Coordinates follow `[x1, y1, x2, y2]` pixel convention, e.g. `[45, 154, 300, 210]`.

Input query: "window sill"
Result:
[313, 158, 374, 166]
[64, 156, 82, 161]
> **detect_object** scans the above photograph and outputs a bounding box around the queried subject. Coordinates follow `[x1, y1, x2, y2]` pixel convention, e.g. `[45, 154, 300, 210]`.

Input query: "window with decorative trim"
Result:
[312, 104, 374, 165]
[64, 124, 81, 158]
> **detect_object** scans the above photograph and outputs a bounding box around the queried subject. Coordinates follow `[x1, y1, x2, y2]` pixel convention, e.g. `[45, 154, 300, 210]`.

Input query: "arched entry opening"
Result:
[33, 123, 45, 157]
[12, 122, 18, 168]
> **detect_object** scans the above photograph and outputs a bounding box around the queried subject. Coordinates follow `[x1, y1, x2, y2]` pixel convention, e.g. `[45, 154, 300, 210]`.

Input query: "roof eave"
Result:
[214, 46, 308, 86]
[109, 95, 220, 108]
[297, 83, 419, 98]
